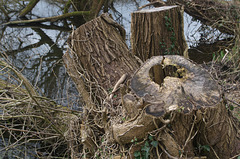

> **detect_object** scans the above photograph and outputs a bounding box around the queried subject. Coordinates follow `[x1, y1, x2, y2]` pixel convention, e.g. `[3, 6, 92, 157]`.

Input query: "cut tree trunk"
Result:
[63, 13, 139, 156]
[64, 13, 139, 101]
[131, 5, 188, 86]
[125, 55, 240, 158]
[64, 12, 240, 158]
[131, 5, 188, 62]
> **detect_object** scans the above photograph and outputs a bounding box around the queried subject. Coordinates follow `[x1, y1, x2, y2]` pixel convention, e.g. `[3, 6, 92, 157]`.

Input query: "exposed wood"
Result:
[130, 56, 221, 114]
[131, 5, 188, 86]
[131, 6, 188, 62]
[114, 55, 222, 148]
[112, 109, 161, 144]
[117, 55, 240, 158]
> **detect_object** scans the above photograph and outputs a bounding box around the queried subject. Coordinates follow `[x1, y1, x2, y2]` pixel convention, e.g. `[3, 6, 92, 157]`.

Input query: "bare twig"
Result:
[159, 144, 178, 159]
[108, 73, 127, 100]
[225, 97, 240, 107]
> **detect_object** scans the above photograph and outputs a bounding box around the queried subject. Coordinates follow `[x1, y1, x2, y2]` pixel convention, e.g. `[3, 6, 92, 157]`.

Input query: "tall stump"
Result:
[131, 5, 188, 61]
[64, 13, 139, 102]
[63, 13, 139, 157]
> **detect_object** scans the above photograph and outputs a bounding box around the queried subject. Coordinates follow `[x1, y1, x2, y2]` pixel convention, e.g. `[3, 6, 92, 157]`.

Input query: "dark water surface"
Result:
[0, 0, 233, 158]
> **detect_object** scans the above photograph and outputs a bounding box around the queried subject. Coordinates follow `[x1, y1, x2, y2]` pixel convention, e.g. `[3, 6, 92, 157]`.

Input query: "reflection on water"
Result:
[109, 0, 148, 45]
[184, 12, 233, 46]
[184, 12, 233, 63]
[0, 2, 77, 109]
[0, 1, 147, 157]
[0, 0, 150, 108]
[0, 138, 39, 159]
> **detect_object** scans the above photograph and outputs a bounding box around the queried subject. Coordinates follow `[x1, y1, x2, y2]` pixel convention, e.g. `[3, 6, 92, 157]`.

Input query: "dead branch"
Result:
[19, 0, 40, 17]
[4, 11, 91, 26]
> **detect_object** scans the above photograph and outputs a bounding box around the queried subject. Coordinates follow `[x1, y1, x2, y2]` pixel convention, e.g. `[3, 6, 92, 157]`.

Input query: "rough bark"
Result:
[63, 13, 139, 156]
[124, 55, 240, 158]
[131, 6, 188, 62]
[131, 5, 188, 88]
[64, 13, 138, 99]
[63, 12, 240, 159]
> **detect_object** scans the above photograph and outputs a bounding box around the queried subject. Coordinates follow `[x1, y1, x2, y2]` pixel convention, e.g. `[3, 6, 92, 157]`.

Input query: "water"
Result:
[0, 138, 39, 159]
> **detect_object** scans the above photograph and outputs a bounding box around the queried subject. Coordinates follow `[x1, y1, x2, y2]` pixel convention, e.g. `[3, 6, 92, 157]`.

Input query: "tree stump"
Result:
[64, 13, 240, 159]
[113, 55, 240, 158]
[64, 13, 139, 103]
[131, 6, 188, 61]
[63, 13, 139, 157]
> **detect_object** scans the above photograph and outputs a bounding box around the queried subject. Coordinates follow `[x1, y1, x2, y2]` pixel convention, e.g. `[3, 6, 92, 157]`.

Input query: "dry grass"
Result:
[0, 52, 82, 158]
[205, 23, 240, 120]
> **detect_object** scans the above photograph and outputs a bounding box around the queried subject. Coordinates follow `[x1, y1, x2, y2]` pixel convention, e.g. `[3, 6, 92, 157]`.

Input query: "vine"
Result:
[133, 135, 159, 159]
[160, 12, 179, 55]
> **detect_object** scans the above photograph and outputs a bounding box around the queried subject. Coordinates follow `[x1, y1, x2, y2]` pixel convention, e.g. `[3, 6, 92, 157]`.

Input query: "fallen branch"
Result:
[0, 5, 10, 19]
[19, 0, 40, 17]
[139, 1, 166, 9]
[170, 0, 240, 35]
[4, 11, 91, 26]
